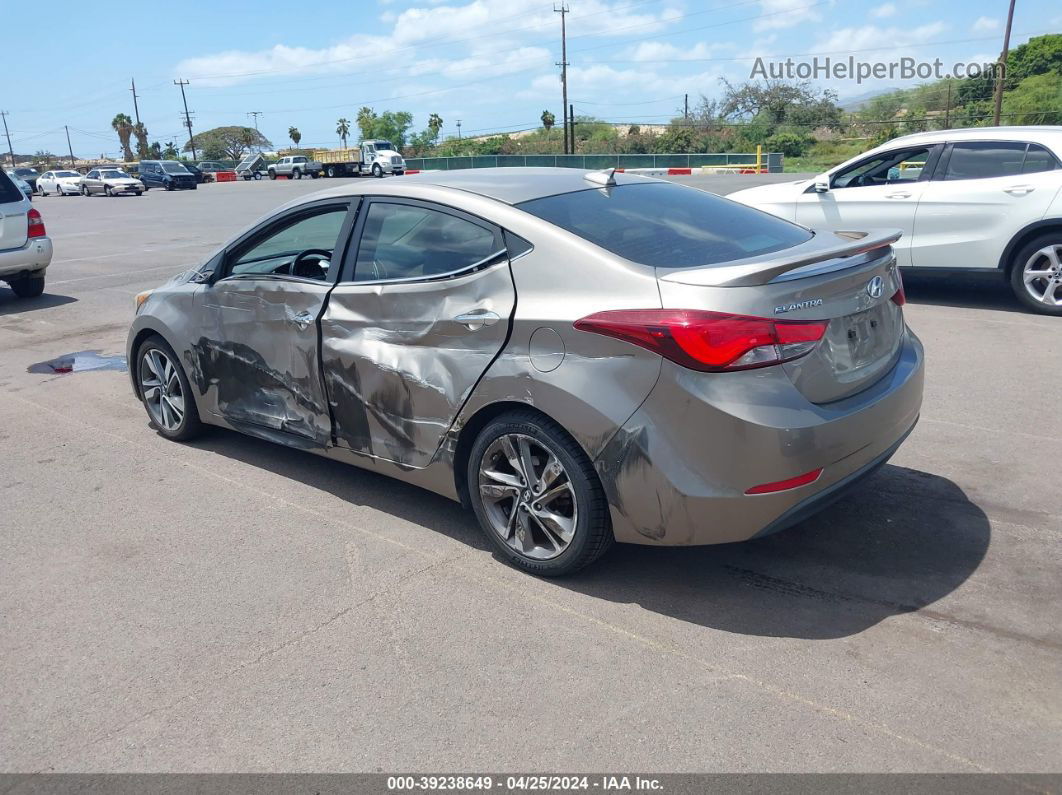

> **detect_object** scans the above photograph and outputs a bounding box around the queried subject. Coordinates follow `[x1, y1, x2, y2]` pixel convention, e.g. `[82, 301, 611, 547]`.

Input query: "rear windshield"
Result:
[516, 182, 813, 267]
[0, 170, 24, 203]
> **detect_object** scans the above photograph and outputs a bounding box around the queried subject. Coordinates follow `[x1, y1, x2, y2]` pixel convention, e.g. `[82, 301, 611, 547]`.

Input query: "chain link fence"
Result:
[403, 152, 783, 172]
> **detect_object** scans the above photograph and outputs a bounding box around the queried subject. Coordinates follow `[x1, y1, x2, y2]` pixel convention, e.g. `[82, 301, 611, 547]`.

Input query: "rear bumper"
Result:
[0, 237, 53, 279]
[596, 327, 924, 546]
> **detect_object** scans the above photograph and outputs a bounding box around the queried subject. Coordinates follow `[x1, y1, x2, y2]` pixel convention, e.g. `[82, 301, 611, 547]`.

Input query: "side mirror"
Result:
[813, 174, 830, 193]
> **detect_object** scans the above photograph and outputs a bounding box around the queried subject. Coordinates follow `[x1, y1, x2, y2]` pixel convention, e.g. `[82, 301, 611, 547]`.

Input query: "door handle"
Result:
[1004, 185, 1033, 196]
[289, 310, 314, 330]
[454, 310, 500, 330]
[885, 191, 911, 199]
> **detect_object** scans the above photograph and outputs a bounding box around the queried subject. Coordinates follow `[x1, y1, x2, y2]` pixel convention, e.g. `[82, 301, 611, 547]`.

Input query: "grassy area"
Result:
[783, 139, 869, 173]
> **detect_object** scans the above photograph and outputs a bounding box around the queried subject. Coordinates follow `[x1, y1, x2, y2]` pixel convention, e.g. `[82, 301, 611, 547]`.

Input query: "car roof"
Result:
[323, 167, 658, 205]
[885, 126, 1062, 146]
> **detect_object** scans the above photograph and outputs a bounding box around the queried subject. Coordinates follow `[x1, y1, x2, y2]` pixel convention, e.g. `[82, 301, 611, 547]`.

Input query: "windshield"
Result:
[101, 170, 129, 179]
[55, 171, 80, 177]
[372, 141, 394, 151]
[517, 182, 813, 268]
[16, 168, 39, 177]
[162, 162, 189, 174]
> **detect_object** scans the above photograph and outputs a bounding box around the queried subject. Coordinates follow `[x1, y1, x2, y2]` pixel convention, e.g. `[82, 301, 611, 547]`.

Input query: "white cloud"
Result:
[870, 3, 896, 19]
[628, 41, 735, 62]
[972, 16, 999, 32]
[754, 0, 828, 32]
[812, 21, 948, 54]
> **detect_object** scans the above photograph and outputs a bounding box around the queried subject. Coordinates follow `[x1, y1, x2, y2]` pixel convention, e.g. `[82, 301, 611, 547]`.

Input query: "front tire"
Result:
[9, 274, 45, 298]
[467, 410, 613, 577]
[135, 335, 203, 442]
[372, 163, 383, 178]
[1010, 234, 1062, 316]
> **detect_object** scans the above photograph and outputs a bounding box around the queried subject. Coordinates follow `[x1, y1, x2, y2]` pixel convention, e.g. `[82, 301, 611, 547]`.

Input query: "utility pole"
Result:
[0, 111, 13, 167]
[944, 81, 952, 129]
[456, 120, 462, 139]
[569, 100, 577, 153]
[130, 78, 141, 125]
[174, 79, 197, 159]
[992, 0, 1017, 126]
[64, 126, 76, 166]
[247, 111, 263, 132]
[555, 4, 570, 155]
[684, 93, 689, 122]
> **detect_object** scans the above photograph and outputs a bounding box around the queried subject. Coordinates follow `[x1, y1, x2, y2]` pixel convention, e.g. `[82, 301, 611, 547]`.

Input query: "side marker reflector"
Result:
[745, 468, 823, 495]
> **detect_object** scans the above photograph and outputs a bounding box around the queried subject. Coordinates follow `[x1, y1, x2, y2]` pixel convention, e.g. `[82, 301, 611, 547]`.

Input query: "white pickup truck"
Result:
[267, 155, 323, 180]
[314, 140, 405, 177]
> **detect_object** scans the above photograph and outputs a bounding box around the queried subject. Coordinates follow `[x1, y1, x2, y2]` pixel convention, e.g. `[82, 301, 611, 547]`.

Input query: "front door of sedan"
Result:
[84, 170, 102, 194]
[321, 198, 515, 467]
[192, 200, 357, 444]
[795, 144, 941, 267]
[911, 141, 1062, 270]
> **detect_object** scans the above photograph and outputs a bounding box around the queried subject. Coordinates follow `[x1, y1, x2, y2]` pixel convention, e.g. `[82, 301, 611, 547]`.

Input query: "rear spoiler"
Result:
[659, 229, 902, 287]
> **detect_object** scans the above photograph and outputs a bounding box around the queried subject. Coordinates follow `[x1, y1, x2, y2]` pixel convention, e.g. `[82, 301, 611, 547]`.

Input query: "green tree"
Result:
[1002, 73, 1062, 125]
[427, 113, 443, 142]
[336, 118, 351, 148]
[133, 122, 150, 159]
[185, 126, 273, 160]
[356, 107, 377, 140]
[162, 141, 179, 159]
[288, 126, 301, 148]
[541, 109, 555, 137]
[111, 113, 134, 161]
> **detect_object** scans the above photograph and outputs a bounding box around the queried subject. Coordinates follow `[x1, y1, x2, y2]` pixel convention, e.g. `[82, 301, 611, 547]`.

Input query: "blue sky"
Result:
[5, 0, 1060, 159]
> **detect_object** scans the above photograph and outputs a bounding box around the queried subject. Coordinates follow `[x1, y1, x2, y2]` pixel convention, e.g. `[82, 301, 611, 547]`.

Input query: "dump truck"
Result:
[314, 140, 405, 177]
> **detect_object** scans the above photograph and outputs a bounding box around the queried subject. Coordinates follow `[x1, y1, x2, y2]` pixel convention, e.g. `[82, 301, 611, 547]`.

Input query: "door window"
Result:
[832, 147, 933, 188]
[351, 202, 499, 282]
[1021, 143, 1060, 174]
[942, 142, 1028, 180]
[229, 206, 349, 279]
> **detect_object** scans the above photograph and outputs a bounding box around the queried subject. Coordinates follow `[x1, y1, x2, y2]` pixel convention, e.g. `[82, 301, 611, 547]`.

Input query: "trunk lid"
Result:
[0, 205, 30, 251]
[657, 229, 906, 404]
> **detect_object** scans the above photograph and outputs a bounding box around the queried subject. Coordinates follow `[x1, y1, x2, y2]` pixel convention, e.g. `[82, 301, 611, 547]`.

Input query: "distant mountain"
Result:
[839, 87, 903, 111]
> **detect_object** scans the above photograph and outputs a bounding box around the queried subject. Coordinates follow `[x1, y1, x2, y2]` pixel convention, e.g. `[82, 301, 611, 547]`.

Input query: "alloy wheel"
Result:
[1022, 244, 1062, 307]
[140, 348, 186, 431]
[478, 433, 578, 560]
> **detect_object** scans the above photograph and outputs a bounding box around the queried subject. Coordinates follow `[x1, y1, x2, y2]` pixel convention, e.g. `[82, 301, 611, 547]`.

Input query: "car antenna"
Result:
[584, 167, 617, 187]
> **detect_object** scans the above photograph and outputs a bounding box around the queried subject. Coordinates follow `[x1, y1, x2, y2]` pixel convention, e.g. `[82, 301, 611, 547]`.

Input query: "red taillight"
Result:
[745, 468, 823, 495]
[573, 310, 829, 372]
[891, 270, 906, 306]
[27, 208, 46, 239]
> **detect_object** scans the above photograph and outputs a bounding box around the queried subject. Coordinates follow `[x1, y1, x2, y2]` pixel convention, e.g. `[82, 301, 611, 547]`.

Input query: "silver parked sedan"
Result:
[80, 168, 144, 197]
[128, 168, 924, 575]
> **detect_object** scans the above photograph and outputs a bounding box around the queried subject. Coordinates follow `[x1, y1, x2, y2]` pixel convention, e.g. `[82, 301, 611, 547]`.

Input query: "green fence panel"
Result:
[652, 154, 689, 168]
[447, 156, 472, 170]
[471, 156, 499, 169]
[617, 155, 655, 169]
[496, 155, 525, 167]
[405, 152, 782, 172]
[689, 153, 728, 167]
[582, 154, 619, 169]
[524, 155, 558, 167]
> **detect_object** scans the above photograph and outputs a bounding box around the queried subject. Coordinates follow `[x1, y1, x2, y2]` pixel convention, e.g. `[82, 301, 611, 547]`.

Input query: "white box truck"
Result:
[314, 140, 405, 178]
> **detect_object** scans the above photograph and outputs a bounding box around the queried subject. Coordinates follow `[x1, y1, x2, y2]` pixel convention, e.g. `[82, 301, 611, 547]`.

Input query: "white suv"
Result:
[729, 127, 1062, 315]
[0, 169, 53, 298]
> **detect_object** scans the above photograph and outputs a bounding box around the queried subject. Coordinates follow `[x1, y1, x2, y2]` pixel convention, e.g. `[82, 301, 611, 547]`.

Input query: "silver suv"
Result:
[0, 169, 53, 298]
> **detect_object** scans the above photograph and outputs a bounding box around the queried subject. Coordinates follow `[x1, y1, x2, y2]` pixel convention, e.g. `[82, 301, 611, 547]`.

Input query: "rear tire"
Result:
[81, 185, 89, 196]
[9, 274, 45, 298]
[268, 170, 276, 180]
[135, 335, 203, 442]
[467, 410, 613, 577]
[1010, 233, 1062, 316]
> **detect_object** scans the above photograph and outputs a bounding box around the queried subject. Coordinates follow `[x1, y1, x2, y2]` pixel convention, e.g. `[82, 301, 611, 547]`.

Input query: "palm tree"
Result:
[427, 113, 443, 143]
[112, 113, 135, 161]
[288, 126, 301, 148]
[336, 118, 351, 148]
[133, 122, 150, 159]
[541, 110, 556, 139]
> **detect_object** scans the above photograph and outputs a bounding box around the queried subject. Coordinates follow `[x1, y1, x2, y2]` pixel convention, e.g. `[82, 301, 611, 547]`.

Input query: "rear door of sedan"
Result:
[321, 197, 516, 466]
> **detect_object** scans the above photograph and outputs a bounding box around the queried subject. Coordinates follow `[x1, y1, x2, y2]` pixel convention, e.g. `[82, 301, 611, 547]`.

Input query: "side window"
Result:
[228, 206, 349, 279]
[88, 171, 99, 179]
[832, 147, 932, 189]
[352, 202, 499, 282]
[943, 142, 1027, 181]
[1022, 144, 1059, 174]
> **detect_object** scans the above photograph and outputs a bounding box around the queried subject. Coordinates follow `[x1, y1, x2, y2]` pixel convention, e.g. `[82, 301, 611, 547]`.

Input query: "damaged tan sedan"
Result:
[128, 168, 924, 576]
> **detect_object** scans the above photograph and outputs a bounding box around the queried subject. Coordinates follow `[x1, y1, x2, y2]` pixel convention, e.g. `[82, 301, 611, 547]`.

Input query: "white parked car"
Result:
[729, 127, 1062, 315]
[0, 170, 52, 298]
[37, 169, 84, 196]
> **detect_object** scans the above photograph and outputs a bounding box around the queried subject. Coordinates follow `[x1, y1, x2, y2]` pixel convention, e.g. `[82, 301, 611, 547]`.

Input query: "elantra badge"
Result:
[866, 276, 885, 299]
[774, 298, 823, 315]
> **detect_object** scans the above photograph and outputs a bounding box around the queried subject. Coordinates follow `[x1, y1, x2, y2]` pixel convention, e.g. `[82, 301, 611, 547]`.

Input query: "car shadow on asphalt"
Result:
[0, 291, 77, 315]
[189, 429, 989, 641]
[902, 270, 1026, 313]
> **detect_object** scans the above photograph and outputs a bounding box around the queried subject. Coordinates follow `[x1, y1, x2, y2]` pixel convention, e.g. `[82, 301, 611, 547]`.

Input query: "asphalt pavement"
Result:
[1, 173, 1059, 774]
